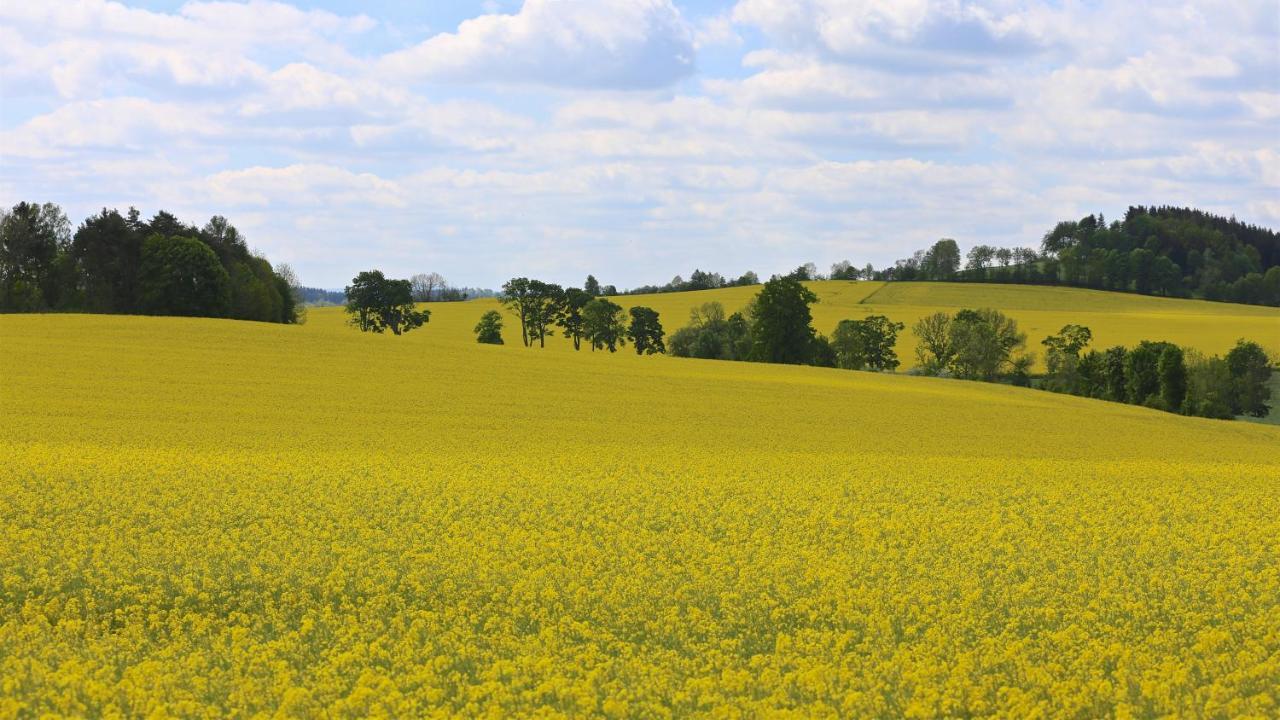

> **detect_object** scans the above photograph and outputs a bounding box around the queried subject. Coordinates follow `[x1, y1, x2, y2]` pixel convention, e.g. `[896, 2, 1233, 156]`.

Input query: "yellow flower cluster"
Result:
[1, 307, 1277, 717]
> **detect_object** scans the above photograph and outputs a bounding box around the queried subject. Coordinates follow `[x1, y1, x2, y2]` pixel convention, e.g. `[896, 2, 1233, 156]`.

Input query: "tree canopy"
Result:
[749, 276, 819, 365]
[0, 202, 301, 322]
[344, 270, 431, 335]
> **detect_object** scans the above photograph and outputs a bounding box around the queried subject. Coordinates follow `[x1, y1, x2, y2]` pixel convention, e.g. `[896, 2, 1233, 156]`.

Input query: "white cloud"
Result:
[202, 164, 407, 208]
[0, 98, 224, 158]
[0, 0, 373, 99]
[731, 0, 1052, 70]
[0, 0, 1276, 289]
[378, 0, 695, 89]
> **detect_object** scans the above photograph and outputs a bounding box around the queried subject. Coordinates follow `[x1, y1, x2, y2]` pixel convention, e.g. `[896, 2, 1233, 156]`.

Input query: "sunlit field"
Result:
[2, 298, 1279, 716]
[392, 281, 1280, 369]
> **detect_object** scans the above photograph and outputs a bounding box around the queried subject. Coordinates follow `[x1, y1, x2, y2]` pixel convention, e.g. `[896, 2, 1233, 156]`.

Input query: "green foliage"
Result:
[923, 239, 961, 280]
[583, 298, 627, 352]
[1184, 352, 1236, 419]
[809, 334, 837, 368]
[137, 235, 231, 317]
[913, 308, 1029, 381]
[912, 312, 953, 374]
[831, 315, 904, 371]
[500, 278, 563, 348]
[749, 276, 818, 365]
[343, 270, 430, 335]
[668, 302, 752, 361]
[525, 281, 564, 348]
[1157, 345, 1187, 412]
[627, 306, 665, 355]
[3, 203, 298, 322]
[1042, 324, 1093, 393]
[500, 278, 534, 346]
[557, 287, 592, 350]
[0, 202, 70, 311]
[1124, 341, 1174, 406]
[1226, 340, 1273, 417]
[475, 310, 504, 345]
[948, 309, 1028, 381]
[1102, 346, 1129, 402]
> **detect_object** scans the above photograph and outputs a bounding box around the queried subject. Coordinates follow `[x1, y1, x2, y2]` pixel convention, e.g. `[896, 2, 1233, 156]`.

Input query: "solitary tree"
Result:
[749, 276, 818, 364]
[475, 310, 504, 344]
[628, 306, 665, 355]
[584, 274, 601, 297]
[583, 298, 627, 352]
[344, 270, 430, 335]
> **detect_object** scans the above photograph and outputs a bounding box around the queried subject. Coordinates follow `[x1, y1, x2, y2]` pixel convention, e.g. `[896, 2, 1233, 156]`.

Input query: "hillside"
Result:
[2, 311, 1278, 716]
[328, 281, 1279, 368]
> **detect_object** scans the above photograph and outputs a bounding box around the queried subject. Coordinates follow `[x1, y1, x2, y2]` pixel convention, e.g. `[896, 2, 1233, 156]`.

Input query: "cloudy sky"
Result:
[2, 1, 1277, 290]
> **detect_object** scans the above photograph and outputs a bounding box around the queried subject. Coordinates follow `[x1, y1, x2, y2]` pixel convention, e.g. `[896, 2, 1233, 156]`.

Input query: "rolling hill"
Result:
[310, 281, 1279, 368]
[2, 298, 1278, 716]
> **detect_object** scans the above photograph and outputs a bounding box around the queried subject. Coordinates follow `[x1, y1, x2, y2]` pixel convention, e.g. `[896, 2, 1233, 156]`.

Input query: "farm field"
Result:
[2, 302, 1279, 717]
[374, 281, 1280, 370]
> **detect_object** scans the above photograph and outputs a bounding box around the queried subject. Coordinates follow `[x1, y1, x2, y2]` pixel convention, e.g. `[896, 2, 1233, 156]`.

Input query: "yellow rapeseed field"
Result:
[2, 302, 1279, 717]
[564, 281, 1280, 368]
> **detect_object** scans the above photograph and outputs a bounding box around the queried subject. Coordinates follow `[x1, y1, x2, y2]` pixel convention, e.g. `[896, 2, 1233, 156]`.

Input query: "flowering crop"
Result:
[1, 310, 1278, 717]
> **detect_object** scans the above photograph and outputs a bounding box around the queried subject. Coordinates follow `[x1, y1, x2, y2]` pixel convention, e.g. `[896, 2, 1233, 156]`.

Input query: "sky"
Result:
[1, 1, 1277, 290]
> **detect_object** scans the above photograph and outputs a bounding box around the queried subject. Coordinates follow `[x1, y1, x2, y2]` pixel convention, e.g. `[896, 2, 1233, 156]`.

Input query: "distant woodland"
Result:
[0, 203, 300, 323]
[876, 207, 1280, 306]
[4, 203, 1278, 324]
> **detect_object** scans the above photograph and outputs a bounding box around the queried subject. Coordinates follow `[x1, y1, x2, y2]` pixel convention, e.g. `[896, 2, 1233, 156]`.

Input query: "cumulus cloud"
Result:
[731, 0, 1052, 70]
[378, 0, 696, 89]
[0, 0, 374, 98]
[0, 0, 1276, 288]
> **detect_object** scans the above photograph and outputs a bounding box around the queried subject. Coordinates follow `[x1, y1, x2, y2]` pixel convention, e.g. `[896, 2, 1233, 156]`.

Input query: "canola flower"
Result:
[1, 308, 1279, 717]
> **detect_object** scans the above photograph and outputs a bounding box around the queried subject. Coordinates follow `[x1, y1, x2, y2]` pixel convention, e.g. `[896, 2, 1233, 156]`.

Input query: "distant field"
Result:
[373, 281, 1280, 369]
[2, 310, 1278, 716]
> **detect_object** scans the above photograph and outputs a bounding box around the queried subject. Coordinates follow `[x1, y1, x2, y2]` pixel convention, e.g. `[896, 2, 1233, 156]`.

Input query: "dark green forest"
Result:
[879, 206, 1280, 305]
[0, 202, 300, 323]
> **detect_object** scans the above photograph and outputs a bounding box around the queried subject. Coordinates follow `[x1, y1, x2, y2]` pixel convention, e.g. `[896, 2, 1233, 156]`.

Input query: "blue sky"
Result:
[2, 1, 1277, 290]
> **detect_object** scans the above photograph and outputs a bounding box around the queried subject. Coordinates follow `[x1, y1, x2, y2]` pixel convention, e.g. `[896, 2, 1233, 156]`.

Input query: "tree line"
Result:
[876, 207, 1280, 306]
[495, 278, 665, 353]
[1040, 328, 1272, 419]
[343, 266, 1273, 420]
[0, 202, 301, 323]
[665, 274, 1271, 421]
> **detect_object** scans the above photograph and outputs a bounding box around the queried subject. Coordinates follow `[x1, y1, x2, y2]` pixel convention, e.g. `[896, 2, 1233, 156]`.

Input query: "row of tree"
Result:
[880, 207, 1280, 305]
[1041, 327, 1272, 418]
[495, 278, 665, 353]
[622, 269, 760, 295]
[344, 266, 1272, 422]
[0, 202, 302, 322]
[663, 275, 1272, 421]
